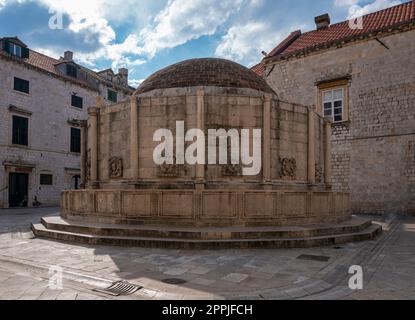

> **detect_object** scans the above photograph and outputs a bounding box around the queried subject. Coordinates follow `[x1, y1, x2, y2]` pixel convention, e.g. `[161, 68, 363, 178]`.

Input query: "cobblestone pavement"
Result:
[0, 208, 414, 300]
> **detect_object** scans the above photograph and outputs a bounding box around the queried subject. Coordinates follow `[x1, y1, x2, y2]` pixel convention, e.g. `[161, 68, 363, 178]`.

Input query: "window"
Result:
[70, 127, 81, 153]
[107, 73, 113, 81]
[13, 77, 30, 94]
[40, 174, 53, 186]
[10, 43, 22, 57]
[322, 88, 344, 123]
[4, 41, 28, 58]
[71, 95, 83, 109]
[318, 79, 349, 123]
[108, 89, 117, 103]
[12, 115, 29, 146]
[66, 64, 77, 78]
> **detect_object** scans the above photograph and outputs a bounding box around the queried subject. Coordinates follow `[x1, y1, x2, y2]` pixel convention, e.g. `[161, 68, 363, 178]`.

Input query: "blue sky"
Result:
[0, 0, 404, 87]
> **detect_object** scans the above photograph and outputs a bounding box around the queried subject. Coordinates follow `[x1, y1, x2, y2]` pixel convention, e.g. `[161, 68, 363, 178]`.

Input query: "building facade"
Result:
[0, 37, 134, 208]
[253, 1, 415, 215]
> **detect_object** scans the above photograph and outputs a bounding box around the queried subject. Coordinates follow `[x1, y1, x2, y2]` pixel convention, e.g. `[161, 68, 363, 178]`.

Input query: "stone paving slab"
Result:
[0, 208, 414, 300]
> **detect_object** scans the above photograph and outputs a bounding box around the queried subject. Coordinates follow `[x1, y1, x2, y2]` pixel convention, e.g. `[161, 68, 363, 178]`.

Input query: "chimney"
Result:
[64, 51, 73, 61]
[315, 13, 331, 30]
[118, 68, 128, 85]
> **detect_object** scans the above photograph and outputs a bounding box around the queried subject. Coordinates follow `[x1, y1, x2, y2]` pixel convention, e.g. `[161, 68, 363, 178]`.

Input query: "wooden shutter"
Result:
[12, 116, 19, 144]
[3, 40, 10, 54]
[14, 78, 30, 94]
[22, 47, 29, 59]
[12, 116, 28, 146]
[71, 128, 81, 153]
[71, 95, 83, 108]
[21, 117, 28, 146]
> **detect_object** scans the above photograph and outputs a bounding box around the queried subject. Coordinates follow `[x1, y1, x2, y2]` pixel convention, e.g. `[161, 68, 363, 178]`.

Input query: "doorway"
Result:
[9, 173, 29, 207]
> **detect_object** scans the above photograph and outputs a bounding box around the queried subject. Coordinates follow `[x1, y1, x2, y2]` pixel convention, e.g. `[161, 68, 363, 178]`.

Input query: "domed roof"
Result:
[135, 58, 274, 95]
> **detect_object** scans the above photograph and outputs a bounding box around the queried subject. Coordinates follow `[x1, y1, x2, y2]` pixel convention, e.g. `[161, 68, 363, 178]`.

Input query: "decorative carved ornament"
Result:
[158, 163, 181, 177]
[279, 157, 297, 179]
[222, 164, 243, 177]
[157, 155, 188, 178]
[315, 164, 323, 183]
[109, 157, 123, 178]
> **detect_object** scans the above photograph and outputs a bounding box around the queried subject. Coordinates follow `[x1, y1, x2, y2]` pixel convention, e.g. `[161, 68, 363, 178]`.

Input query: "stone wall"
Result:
[265, 29, 415, 215]
[61, 189, 351, 227]
[93, 87, 323, 188]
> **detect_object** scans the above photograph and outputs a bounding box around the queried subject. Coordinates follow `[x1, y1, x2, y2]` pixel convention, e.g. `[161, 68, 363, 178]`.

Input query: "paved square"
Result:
[0, 208, 414, 300]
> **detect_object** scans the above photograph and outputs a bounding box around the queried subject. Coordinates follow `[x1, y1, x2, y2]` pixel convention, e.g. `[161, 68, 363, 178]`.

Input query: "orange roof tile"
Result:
[267, 1, 415, 61]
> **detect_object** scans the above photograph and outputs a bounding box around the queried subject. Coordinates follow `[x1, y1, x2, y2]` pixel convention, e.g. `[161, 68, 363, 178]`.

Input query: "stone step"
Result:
[41, 216, 373, 240]
[31, 222, 382, 250]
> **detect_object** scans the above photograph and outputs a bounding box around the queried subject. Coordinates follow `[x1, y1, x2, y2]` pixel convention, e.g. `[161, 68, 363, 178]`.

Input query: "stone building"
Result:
[252, 1, 415, 215]
[0, 37, 134, 208]
[32, 58, 381, 249]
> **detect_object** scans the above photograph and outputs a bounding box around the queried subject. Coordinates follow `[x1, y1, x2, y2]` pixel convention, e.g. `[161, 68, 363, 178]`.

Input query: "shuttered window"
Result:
[70, 127, 81, 153]
[3, 41, 29, 58]
[108, 89, 117, 103]
[66, 64, 77, 78]
[14, 77, 30, 94]
[71, 95, 83, 109]
[12, 115, 29, 146]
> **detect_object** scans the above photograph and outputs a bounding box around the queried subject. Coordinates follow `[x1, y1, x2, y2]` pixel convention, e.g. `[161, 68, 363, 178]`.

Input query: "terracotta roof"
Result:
[136, 58, 275, 94]
[0, 39, 134, 92]
[0, 46, 97, 90]
[250, 62, 265, 77]
[266, 0, 415, 61]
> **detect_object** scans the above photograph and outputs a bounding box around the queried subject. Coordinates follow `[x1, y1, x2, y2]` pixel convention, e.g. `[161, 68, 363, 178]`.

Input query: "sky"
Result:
[0, 0, 405, 87]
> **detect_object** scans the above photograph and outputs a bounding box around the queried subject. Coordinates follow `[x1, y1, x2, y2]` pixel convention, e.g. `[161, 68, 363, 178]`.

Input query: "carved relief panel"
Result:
[109, 157, 123, 178]
[279, 157, 297, 180]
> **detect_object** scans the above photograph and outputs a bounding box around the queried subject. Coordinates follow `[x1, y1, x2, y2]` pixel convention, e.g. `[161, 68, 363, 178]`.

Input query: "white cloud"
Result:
[13, 0, 247, 69]
[215, 22, 271, 66]
[215, 21, 304, 66]
[139, 0, 244, 58]
[1, 0, 270, 71]
[128, 78, 145, 88]
[335, 0, 402, 19]
[334, 0, 359, 7]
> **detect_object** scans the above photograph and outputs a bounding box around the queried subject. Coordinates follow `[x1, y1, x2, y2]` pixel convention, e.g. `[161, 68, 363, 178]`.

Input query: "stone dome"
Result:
[135, 58, 275, 95]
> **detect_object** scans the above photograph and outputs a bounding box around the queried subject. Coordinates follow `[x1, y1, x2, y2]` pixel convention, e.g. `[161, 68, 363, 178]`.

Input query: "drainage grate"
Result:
[162, 278, 187, 285]
[93, 281, 142, 296]
[297, 254, 330, 262]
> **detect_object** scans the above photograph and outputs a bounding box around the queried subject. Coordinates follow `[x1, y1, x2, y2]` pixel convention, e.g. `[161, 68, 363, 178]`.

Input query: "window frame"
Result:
[40, 174, 53, 186]
[10, 43, 22, 57]
[71, 94, 83, 109]
[107, 89, 118, 103]
[70, 127, 81, 154]
[317, 79, 349, 123]
[11, 115, 29, 147]
[13, 77, 30, 94]
[66, 64, 77, 78]
[322, 88, 344, 123]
